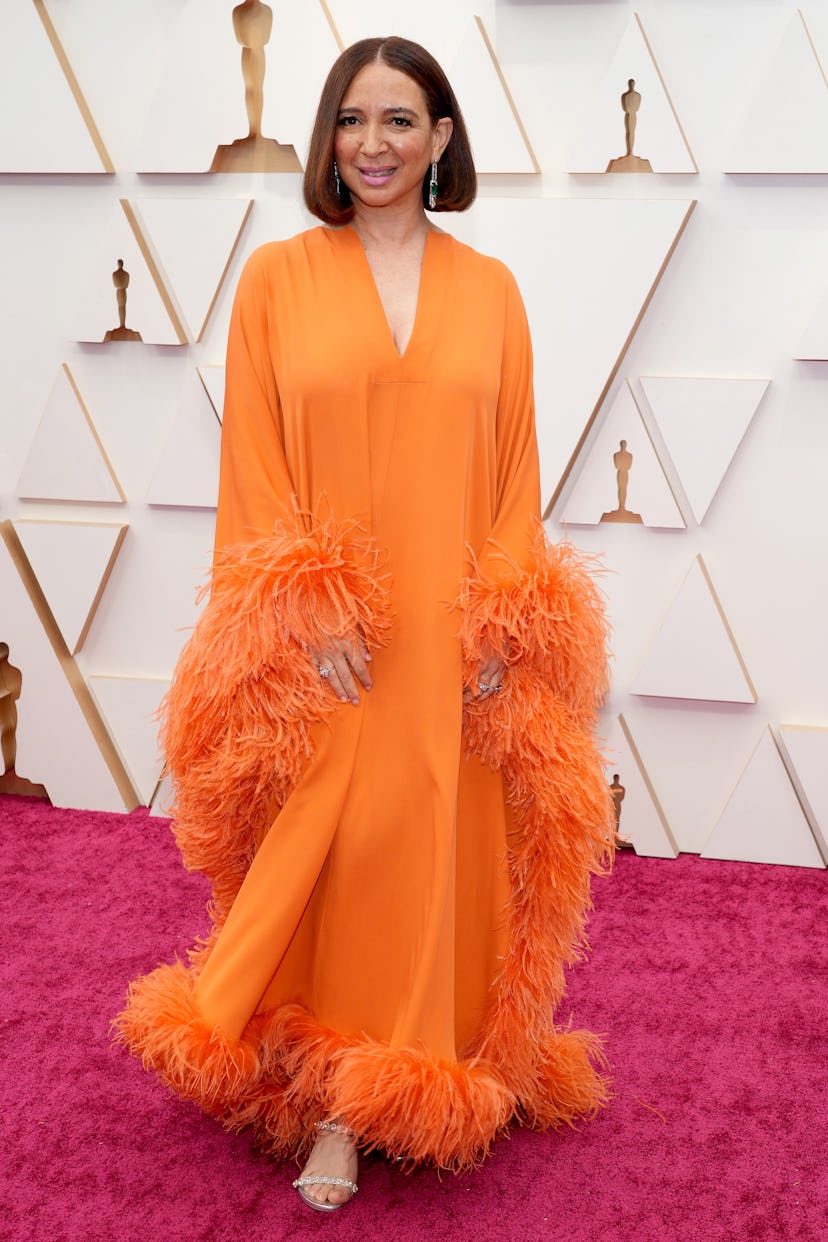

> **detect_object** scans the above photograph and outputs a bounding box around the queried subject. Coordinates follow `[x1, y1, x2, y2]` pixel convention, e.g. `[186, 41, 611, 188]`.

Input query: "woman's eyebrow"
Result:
[337, 105, 420, 117]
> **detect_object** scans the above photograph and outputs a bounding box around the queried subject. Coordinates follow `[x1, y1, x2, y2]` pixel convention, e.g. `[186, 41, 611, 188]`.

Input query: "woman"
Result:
[116, 36, 613, 1212]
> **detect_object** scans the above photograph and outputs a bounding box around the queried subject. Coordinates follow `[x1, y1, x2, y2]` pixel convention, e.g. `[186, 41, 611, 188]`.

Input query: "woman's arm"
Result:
[458, 269, 608, 726]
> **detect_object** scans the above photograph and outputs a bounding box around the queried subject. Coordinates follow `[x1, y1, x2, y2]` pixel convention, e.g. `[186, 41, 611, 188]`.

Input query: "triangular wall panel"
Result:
[448, 17, 538, 173]
[0, 1, 111, 172]
[778, 725, 828, 861]
[0, 523, 138, 812]
[72, 201, 186, 346]
[567, 11, 696, 173]
[133, 198, 253, 342]
[89, 676, 170, 806]
[631, 556, 756, 703]
[447, 196, 696, 510]
[618, 702, 766, 855]
[145, 374, 221, 509]
[560, 380, 685, 528]
[726, 11, 828, 173]
[702, 728, 825, 868]
[600, 714, 679, 857]
[640, 376, 769, 523]
[17, 366, 124, 505]
[12, 520, 127, 654]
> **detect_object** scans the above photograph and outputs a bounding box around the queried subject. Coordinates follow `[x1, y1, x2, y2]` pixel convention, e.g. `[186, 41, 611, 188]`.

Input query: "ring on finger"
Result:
[318, 666, 332, 678]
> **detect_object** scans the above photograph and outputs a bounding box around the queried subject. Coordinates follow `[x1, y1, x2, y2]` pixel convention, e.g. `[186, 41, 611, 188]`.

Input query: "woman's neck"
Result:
[349, 201, 431, 251]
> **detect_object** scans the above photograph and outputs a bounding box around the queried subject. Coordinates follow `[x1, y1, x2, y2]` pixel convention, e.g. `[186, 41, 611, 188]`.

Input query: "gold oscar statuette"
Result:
[0, 643, 48, 799]
[609, 773, 633, 849]
[103, 260, 143, 343]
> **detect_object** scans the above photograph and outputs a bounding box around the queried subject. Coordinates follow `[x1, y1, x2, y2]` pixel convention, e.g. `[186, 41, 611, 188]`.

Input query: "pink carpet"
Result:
[1, 794, 826, 1241]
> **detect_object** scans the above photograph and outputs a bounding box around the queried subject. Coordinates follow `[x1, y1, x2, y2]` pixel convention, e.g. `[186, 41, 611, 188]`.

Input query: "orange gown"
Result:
[116, 225, 613, 1169]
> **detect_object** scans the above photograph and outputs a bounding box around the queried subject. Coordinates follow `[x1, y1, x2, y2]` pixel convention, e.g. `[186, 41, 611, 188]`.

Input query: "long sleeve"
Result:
[458, 268, 609, 727]
[214, 247, 295, 555]
[158, 245, 391, 915]
[456, 269, 614, 1123]
[479, 269, 542, 577]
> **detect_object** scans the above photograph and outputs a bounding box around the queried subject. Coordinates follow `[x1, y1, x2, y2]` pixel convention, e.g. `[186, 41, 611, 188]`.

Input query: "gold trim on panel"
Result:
[800, 8, 828, 91]
[634, 11, 698, 173]
[197, 199, 253, 342]
[618, 713, 680, 855]
[318, 0, 344, 53]
[0, 520, 140, 810]
[33, 0, 115, 173]
[626, 377, 686, 523]
[62, 363, 126, 502]
[696, 554, 757, 703]
[120, 200, 188, 345]
[544, 199, 697, 519]
[196, 367, 224, 427]
[474, 16, 540, 174]
[75, 523, 127, 652]
[775, 724, 828, 864]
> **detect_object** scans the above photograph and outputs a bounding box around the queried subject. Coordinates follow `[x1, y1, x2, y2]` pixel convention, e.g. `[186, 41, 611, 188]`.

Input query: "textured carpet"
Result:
[1, 794, 826, 1242]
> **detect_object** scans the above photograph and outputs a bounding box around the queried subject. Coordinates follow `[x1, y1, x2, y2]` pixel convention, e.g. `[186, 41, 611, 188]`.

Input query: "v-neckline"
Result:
[345, 224, 437, 361]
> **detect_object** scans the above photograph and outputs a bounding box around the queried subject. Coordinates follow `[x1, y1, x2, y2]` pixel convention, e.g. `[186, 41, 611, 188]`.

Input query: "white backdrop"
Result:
[1, 0, 826, 867]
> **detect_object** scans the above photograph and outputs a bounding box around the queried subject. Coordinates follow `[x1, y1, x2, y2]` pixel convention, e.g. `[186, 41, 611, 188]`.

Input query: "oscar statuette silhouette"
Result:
[609, 773, 633, 849]
[601, 440, 643, 524]
[210, 1, 301, 173]
[0, 643, 48, 798]
[606, 79, 653, 173]
[103, 260, 142, 343]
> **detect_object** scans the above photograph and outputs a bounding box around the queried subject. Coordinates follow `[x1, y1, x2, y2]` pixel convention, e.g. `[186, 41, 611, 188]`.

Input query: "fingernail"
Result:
[351, 697, 359, 706]
[339, 695, 348, 702]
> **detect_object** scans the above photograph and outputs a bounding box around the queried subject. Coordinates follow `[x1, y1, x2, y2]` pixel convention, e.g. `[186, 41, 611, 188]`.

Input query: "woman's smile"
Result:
[357, 166, 397, 184]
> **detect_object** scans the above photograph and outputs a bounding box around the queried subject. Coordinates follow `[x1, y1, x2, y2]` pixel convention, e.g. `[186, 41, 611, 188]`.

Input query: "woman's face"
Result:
[333, 61, 452, 213]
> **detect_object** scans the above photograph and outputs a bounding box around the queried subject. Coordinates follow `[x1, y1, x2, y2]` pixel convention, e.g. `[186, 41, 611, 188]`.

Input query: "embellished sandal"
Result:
[292, 1121, 359, 1212]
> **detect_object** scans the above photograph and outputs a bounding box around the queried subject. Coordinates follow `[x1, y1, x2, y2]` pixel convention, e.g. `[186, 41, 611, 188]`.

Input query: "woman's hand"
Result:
[463, 646, 506, 703]
[309, 634, 373, 706]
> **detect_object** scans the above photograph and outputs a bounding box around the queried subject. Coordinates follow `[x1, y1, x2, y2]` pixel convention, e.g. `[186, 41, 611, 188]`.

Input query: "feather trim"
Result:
[113, 960, 261, 1112]
[115, 969, 512, 1170]
[457, 522, 609, 727]
[114, 522, 613, 1168]
[458, 530, 614, 1123]
[158, 509, 391, 919]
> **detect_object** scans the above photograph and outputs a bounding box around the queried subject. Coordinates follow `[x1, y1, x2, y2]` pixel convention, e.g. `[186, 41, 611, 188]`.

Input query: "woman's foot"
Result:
[293, 1122, 359, 1210]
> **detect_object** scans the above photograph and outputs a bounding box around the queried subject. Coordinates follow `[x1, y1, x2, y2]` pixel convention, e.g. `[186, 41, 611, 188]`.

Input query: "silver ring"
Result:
[319, 666, 331, 678]
[478, 681, 489, 693]
[494, 683, 503, 693]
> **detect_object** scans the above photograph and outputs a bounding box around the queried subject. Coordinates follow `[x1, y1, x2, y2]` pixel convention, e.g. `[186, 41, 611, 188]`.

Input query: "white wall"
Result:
[0, 0, 825, 866]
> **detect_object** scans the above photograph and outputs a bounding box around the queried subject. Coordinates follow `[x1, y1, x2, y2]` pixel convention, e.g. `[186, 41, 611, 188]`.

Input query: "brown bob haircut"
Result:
[304, 37, 476, 225]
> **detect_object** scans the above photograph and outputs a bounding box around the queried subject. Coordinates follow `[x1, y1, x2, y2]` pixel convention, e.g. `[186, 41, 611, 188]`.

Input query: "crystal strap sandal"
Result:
[292, 1121, 359, 1212]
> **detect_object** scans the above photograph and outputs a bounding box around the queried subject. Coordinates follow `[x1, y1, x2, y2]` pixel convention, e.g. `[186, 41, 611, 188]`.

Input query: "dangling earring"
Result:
[428, 161, 438, 210]
[333, 160, 341, 198]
